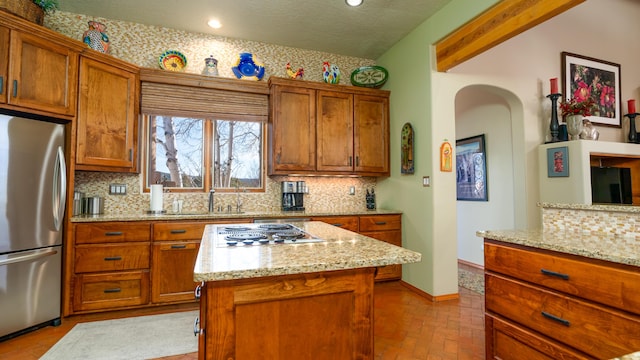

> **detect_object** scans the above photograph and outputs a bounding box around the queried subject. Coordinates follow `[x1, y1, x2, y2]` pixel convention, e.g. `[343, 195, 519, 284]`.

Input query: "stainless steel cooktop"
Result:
[214, 223, 323, 247]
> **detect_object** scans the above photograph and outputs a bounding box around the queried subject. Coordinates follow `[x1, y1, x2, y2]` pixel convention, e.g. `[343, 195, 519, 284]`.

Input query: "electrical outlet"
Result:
[349, 186, 355, 195]
[109, 184, 127, 195]
[423, 176, 430, 187]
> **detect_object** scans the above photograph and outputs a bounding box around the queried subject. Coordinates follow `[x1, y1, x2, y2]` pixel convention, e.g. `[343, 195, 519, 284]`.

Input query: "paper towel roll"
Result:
[150, 184, 164, 211]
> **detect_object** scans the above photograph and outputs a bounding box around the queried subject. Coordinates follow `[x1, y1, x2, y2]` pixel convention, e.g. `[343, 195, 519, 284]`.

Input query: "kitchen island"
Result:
[479, 203, 640, 359]
[193, 221, 421, 360]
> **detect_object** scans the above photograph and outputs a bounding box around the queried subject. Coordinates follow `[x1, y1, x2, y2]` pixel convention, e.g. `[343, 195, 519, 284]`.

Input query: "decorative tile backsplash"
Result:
[542, 206, 640, 235]
[45, 11, 383, 215]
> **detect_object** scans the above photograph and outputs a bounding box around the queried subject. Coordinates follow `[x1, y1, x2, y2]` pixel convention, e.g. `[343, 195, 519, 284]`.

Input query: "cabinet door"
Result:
[151, 241, 200, 303]
[269, 85, 316, 174]
[76, 56, 138, 172]
[8, 30, 78, 116]
[354, 95, 389, 175]
[0, 26, 8, 104]
[317, 90, 353, 172]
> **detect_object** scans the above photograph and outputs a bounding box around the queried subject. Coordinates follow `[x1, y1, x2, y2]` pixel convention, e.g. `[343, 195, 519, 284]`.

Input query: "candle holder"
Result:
[626, 113, 638, 143]
[546, 93, 562, 143]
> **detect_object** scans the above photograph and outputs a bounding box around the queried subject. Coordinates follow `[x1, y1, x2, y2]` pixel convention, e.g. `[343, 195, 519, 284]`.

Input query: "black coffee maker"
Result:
[282, 181, 305, 211]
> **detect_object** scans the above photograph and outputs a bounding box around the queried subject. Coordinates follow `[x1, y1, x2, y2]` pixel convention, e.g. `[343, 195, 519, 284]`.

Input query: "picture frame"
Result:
[456, 134, 487, 201]
[547, 146, 569, 177]
[561, 52, 621, 127]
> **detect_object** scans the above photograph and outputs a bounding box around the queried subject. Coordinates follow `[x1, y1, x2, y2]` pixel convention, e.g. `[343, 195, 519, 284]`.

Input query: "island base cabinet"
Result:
[198, 268, 375, 360]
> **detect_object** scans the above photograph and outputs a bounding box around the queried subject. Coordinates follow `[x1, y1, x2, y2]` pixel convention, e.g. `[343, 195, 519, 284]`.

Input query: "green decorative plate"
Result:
[350, 66, 388, 88]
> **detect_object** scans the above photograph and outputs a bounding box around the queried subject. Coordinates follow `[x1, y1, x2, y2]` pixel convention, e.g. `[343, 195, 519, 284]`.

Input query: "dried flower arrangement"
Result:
[33, 0, 58, 14]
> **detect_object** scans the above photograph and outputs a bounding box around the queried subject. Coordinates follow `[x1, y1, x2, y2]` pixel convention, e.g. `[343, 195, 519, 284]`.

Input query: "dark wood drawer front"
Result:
[153, 222, 207, 241]
[486, 274, 640, 359]
[73, 271, 149, 311]
[75, 244, 150, 273]
[486, 315, 591, 360]
[313, 216, 359, 232]
[359, 214, 400, 232]
[485, 242, 640, 315]
[75, 222, 150, 243]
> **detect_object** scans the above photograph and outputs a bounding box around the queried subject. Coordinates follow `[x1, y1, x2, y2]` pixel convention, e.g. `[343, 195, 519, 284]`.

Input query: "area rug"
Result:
[458, 268, 485, 294]
[40, 310, 198, 360]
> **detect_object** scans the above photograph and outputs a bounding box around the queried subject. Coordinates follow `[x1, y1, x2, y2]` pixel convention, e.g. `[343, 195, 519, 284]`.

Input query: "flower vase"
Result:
[83, 21, 110, 54]
[566, 114, 583, 140]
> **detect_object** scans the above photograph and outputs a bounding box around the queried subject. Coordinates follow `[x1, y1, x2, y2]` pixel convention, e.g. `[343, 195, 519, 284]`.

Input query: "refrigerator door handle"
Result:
[53, 146, 67, 231]
[0, 249, 59, 267]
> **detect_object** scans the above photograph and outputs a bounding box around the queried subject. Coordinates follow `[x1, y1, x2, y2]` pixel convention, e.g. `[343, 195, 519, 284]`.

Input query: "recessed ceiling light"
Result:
[207, 19, 222, 29]
[346, 0, 363, 6]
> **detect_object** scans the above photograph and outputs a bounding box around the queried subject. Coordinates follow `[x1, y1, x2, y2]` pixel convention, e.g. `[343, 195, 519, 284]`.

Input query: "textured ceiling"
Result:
[57, 0, 452, 59]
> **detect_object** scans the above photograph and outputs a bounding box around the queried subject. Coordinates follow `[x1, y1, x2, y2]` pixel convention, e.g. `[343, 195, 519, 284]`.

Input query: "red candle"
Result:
[629, 99, 636, 114]
[550, 78, 558, 94]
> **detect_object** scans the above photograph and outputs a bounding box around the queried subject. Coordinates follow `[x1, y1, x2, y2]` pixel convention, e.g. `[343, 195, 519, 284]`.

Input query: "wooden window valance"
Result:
[139, 68, 269, 121]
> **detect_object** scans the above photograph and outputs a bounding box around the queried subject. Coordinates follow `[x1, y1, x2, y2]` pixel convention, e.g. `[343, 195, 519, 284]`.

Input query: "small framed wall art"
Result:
[401, 123, 414, 174]
[547, 146, 569, 177]
[456, 134, 487, 201]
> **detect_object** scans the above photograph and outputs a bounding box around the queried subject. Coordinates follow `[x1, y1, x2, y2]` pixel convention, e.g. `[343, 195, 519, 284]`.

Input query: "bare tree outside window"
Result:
[145, 115, 263, 191]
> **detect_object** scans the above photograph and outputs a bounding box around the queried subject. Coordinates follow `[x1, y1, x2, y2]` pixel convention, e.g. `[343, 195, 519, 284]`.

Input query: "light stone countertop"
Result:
[193, 221, 422, 282]
[70, 209, 402, 223]
[540, 202, 640, 213]
[477, 228, 640, 267]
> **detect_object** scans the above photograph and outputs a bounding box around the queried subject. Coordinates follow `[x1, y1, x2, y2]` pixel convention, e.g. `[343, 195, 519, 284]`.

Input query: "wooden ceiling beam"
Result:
[435, 0, 585, 72]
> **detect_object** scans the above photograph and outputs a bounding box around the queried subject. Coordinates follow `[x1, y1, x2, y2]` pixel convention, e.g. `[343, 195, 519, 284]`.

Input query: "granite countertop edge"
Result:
[70, 209, 402, 223]
[477, 229, 640, 267]
[193, 221, 421, 282]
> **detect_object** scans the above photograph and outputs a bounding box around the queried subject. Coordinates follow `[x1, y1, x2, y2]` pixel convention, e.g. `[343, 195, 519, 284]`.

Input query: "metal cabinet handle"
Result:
[330, 223, 343, 227]
[104, 256, 122, 261]
[541, 311, 570, 326]
[105, 231, 123, 236]
[356, 156, 359, 166]
[0, 76, 3, 94]
[129, 149, 133, 161]
[348, 156, 352, 166]
[104, 288, 121, 293]
[193, 317, 203, 336]
[194, 282, 204, 300]
[540, 269, 569, 280]
[375, 221, 387, 225]
[171, 244, 187, 249]
[12, 79, 17, 97]
[171, 229, 187, 234]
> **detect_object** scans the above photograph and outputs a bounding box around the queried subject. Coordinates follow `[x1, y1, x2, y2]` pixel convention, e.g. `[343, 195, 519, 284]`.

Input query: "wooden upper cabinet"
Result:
[76, 54, 139, 172]
[0, 25, 9, 104]
[317, 90, 353, 172]
[7, 30, 79, 118]
[269, 84, 316, 174]
[354, 95, 389, 175]
[268, 77, 390, 176]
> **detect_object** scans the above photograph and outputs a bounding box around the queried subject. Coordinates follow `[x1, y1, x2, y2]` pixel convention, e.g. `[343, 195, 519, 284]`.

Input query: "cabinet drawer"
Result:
[73, 271, 149, 311]
[375, 264, 401, 281]
[153, 222, 207, 241]
[361, 230, 401, 246]
[75, 243, 150, 273]
[313, 216, 359, 232]
[359, 214, 400, 231]
[75, 222, 150, 243]
[486, 273, 640, 359]
[485, 241, 640, 315]
[486, 314, 591, 360]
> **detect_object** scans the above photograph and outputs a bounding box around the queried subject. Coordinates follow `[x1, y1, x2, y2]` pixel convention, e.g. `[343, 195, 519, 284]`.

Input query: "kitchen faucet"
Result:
[208, 188, 215, 213]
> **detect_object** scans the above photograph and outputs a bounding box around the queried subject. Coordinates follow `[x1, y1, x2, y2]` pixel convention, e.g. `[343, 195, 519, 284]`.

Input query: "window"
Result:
[145, 115, 264, 192]
[139, 68, 269, 192]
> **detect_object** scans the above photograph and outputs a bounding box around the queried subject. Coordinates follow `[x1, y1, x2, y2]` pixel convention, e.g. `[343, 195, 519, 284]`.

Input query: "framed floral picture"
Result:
[547, 146, 569, 177]
[561, 52, 621, 127]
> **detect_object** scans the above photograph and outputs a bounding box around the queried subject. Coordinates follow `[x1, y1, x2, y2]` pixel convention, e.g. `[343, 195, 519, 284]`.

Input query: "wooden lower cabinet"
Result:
[151, 241, 200, 303]
[198, 268, 375, 360]
[73, 271, 150, 312]
[311, 215, 359, 232]
[484, 240, 640, 359]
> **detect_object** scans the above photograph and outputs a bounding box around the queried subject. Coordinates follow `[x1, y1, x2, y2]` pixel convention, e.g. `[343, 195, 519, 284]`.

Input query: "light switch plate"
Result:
[423, 176, 430, 187]
[109, 183, 127, 195]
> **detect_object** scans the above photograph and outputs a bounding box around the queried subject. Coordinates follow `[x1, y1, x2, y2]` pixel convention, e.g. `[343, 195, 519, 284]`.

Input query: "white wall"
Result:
[456, 87, 515, 265]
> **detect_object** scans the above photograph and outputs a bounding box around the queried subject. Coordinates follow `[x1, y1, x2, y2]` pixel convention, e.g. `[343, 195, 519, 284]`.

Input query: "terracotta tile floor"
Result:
[0, 278, 485, 360]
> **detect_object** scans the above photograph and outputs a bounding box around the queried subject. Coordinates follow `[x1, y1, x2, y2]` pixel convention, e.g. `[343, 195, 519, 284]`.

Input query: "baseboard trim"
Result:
[399, 281, 460, 302]
[458, 259, 484, 271]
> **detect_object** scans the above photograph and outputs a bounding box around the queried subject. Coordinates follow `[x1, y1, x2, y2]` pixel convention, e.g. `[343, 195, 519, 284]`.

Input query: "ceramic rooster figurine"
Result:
[322, 62, 340, 84]
[285, 62, 304, 79]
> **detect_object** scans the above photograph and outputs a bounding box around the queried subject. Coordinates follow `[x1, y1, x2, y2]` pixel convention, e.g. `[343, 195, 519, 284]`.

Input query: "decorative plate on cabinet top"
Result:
[232, 53, 265, 81]
[350, 66, 388, 88]
[159, 50, 187, 72]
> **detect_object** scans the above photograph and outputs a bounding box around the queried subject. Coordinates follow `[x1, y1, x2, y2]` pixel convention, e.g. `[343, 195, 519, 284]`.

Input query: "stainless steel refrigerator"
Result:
[0, 114, 67, 340]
